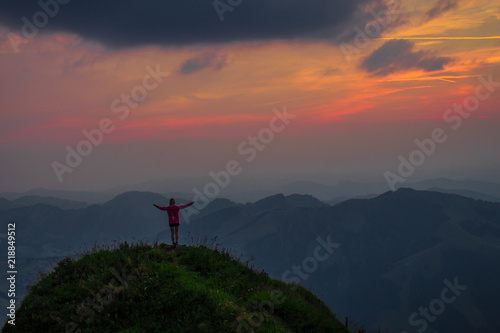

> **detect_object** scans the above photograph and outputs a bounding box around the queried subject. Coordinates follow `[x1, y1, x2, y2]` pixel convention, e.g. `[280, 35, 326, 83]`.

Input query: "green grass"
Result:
[2, 242, 350, 333]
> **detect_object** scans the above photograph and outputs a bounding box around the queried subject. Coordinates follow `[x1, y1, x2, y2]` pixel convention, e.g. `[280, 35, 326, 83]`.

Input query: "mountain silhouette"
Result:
[186, 188, 500, 332]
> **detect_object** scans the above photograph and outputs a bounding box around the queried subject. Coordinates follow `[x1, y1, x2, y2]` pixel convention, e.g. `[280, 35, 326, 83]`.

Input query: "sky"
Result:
[0, 0, 499, 193]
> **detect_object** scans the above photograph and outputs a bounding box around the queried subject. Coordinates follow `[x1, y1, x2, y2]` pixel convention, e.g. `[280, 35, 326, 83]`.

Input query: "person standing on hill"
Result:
[153, 198, 194, 247]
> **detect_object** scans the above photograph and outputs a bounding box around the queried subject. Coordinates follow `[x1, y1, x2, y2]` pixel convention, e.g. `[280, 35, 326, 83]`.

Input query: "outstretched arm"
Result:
[153, 204, 167, 210]
[178, 202, 195, 209]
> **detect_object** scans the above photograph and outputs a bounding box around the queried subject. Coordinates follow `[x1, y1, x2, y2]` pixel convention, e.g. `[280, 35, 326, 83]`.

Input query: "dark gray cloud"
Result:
[0, 0, 377, 48]
[360, 39, 453, 77]
[334, 0, 407, 44]
[426, 0, 460, 20]
[180, 53, 227, 75]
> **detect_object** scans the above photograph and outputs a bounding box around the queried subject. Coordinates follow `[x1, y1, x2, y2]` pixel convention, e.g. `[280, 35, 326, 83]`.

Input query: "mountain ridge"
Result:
[3, 177, 500, 204]
[186, 188, 500, 332]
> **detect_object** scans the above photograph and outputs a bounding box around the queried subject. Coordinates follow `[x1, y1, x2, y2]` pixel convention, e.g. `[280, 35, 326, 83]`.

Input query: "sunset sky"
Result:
[0, 0, 499, 193]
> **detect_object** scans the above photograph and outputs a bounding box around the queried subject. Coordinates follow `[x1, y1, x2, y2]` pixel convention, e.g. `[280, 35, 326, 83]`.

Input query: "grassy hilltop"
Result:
[2, 242, 349, 333]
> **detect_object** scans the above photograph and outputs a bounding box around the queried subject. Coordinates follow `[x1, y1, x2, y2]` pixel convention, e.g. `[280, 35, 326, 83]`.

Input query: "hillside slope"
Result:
[186, 188, 500, 332]
[1, 243, 349, 333]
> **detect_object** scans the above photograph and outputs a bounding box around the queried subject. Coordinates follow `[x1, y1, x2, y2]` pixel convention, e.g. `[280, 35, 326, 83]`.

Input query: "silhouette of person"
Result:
[153, 198, 194, 247]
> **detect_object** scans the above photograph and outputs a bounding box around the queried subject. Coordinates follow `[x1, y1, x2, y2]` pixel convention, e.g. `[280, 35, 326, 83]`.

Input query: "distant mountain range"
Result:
[0, 195, 89, 210]
[185, 188, 500, 333]
[2, 177, 499, 204]
[407, 178, 500, 202]
[1, 187, 500, 332]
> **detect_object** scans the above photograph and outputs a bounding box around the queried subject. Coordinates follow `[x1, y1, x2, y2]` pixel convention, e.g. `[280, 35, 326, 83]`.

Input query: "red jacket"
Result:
[154, 202, 194, 225]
